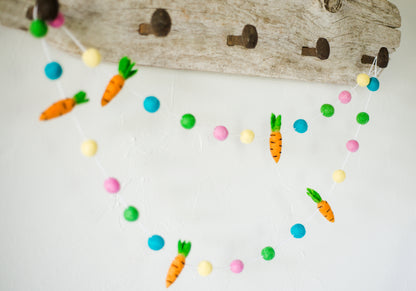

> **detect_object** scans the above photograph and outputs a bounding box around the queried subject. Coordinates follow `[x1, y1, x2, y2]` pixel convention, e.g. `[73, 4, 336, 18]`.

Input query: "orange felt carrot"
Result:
[306, 188, 335, 223]
[101, 56, 138, 106]
[166, 240, 191, 288]
[39, 91, 88, 121]
[270, 113, 282, 163]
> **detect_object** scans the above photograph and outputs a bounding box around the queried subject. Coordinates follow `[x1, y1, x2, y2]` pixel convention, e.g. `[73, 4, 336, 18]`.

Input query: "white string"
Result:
[32, 5, 38, 20]
[341, 152, 352, 170]
[62, 26, 86, 52]
[41, 39, 52, 62]
[55, 79, 66, 99]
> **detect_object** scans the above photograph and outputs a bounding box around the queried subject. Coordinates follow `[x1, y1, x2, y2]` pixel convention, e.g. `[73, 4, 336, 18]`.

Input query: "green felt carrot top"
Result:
[306, 188, 323, 203]
[271, 113, 281, 132]
[118, 56, 138, 80]
[73, 91, 89, 104]
[178, 240, 192, 257]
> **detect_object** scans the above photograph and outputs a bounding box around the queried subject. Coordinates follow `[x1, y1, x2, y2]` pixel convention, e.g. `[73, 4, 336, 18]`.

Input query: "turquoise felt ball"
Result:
[143, 96, 160, 113]
[367, 77, 380, 92]
[290, 223, 306, 239]
[293, 119, 308, 133]
[44, 62, 63, 80]
[148, 235, 165, 251]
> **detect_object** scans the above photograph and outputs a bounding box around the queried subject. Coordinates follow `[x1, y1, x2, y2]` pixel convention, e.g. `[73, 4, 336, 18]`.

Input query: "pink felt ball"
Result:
[338, 90, 351, 104]
[48, 12, 65, 28]
[346, 139, 359, 152]
[104, 177, 120, 193]
[230, 260, 244, 273]
[213, 126, 228, 141]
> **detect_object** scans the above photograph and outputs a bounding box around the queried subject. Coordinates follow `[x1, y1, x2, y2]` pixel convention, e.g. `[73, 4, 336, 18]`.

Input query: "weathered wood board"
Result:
[0, 0, 401, 85]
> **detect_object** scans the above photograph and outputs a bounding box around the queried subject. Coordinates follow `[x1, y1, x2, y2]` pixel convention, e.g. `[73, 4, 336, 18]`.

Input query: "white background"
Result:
[1, 1, 415, 290]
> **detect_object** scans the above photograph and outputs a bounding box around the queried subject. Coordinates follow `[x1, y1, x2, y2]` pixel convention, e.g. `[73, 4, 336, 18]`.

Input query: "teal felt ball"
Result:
[290, 223, 306, 239]
[30, 19, 48, 38]
[293, 119, 308, 133]
[143, 96, 160, 113]
[44, 62, 63, 80]
[367, 77, 380, 92]
[148, 235, 165, 251]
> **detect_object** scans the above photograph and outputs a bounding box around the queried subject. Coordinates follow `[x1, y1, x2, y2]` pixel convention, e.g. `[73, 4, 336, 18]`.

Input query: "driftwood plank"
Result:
[0, 0, 401, 85]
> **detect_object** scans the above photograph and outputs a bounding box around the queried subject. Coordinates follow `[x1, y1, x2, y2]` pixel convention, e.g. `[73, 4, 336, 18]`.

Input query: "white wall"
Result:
[0, 1, 415, 290]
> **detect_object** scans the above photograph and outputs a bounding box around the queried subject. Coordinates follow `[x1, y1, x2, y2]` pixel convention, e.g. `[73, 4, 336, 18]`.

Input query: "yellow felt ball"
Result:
[332, 169, 346, 183]
[356, 73, 370, 87]
[82, 48, 101, 68]
[240, 129, 255, 144]
[81, 139, 98, 157]
[198, 261, 213, 276]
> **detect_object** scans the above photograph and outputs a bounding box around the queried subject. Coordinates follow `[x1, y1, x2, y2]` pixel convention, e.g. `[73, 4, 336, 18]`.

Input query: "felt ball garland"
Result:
[29, 1, 385, 286]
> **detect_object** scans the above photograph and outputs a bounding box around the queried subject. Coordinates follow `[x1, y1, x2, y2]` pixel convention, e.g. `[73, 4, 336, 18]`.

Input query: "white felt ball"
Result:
[240, 129, 255, 144]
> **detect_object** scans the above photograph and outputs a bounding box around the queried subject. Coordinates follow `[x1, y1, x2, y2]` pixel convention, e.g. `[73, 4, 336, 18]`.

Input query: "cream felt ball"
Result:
[81, 139, 98, 157]
[82, 48, 102, 68]
[332, 169, 346, 183]
[240, 129, 255, 144]
[198, 261, 213, 276]
[357, 73, 370, 87]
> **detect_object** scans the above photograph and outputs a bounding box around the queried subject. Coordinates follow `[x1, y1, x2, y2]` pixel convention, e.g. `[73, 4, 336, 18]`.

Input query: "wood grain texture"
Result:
[0, 0, 401, 85]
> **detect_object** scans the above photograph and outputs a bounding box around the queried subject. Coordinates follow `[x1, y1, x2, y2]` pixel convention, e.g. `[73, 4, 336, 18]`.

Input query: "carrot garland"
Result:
[166, 240, 191, 288]
[270, 113, 282, 163]
[101, 56, 138, 107]
[306, 188, 335, 223]
[39, 91, 88, 121]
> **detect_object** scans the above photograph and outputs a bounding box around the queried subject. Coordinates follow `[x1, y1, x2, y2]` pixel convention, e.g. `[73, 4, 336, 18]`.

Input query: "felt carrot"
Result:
[101, 56, 138, 107]
[270, 113, 282, 163]
[39, 91, 88, 121]
[166, 240, 191, 288]
[306, 188, 335, 223]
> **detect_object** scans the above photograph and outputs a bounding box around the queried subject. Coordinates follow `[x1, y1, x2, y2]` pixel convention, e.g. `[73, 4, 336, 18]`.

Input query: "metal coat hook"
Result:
[361, 47, 389, 68]
[301, 38, 330, 60]
[138, 9, 171, 37]
[227, 24, 258, 49]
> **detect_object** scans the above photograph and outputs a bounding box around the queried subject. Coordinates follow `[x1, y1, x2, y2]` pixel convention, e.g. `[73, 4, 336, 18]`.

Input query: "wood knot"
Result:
[324, 0, 343, 13]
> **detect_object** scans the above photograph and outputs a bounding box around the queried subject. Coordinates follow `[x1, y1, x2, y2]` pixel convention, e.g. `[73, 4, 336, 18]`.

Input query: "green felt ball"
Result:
[356, 112, 370, 125]
[30, 19, 48, 38]
[124, 206, 139, 222]
[181, 114, 196, 129]
[261, 246, 275, 261]
[320, 104, 335, 118]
